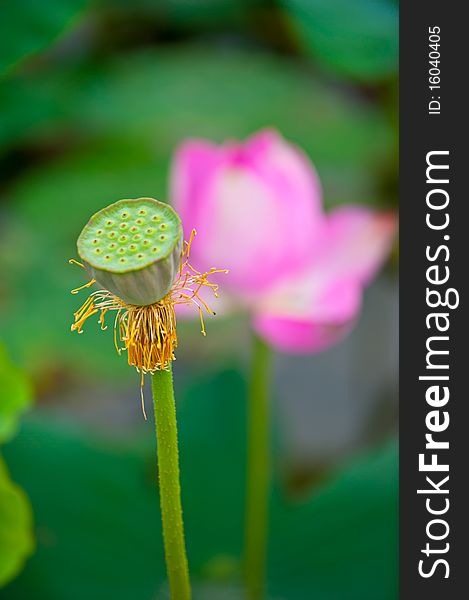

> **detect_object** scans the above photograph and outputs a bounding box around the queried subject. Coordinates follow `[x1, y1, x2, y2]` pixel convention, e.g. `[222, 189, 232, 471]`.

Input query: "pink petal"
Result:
[252, 207, 396, 353]
[170, 139, 223, 240]
[171, 130, 324, 299]
[253, 315, 357, 353]
[312, 206, 398, 285]
[253, 274, 362, 352]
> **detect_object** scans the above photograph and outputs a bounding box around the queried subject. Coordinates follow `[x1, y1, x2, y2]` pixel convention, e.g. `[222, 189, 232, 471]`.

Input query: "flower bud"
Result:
[77, 198, 183, 306]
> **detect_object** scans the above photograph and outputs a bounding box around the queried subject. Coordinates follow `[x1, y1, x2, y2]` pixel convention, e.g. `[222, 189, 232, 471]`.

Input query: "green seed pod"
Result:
[77, 198, 183, 306]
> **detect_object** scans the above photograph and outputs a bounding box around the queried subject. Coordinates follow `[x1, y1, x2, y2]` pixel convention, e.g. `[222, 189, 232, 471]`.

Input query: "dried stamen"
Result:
[70, 229, 228, 372]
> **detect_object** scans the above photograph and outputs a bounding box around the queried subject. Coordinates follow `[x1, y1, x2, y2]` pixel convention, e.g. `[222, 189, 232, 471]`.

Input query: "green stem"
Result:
[152, 366, 191, 600]
[244, 336, 273, 600]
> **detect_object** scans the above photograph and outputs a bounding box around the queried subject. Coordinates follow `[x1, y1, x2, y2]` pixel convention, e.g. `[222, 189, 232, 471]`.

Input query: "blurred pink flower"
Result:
[171, 129, 397, 353]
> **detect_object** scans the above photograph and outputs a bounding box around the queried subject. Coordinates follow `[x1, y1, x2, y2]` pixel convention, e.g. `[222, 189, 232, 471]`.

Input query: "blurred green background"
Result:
[0, 1, 398, 598]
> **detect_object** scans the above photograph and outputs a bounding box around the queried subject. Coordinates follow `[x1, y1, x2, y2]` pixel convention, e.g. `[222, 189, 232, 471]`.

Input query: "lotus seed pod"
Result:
[77, 198, 183, 306]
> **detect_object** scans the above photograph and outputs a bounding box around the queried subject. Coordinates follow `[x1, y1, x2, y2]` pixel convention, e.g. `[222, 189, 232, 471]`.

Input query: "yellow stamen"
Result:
[69, 259, 85, 268]
[140, 371, 147, 421]
[71, 278, 96, 295]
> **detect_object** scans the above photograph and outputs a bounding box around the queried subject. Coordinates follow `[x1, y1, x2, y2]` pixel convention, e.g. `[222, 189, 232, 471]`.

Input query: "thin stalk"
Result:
[244, 336, 273, 600]
[152, 366, 191, 600]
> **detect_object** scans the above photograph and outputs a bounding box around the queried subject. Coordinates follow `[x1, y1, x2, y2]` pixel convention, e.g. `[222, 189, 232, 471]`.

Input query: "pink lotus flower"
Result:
[171, 130, 397, 353]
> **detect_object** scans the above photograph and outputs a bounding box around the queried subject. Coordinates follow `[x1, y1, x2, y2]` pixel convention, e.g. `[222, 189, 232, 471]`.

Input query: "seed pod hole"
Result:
[77, 198, 183, 278]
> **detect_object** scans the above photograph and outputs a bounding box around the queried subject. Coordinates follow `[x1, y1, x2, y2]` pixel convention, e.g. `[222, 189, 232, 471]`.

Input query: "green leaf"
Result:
[269, 442, 398, 599]
[1, 47, 393, 179]
[0, 457, 34, 587]
[0, 0, 90, 76]
[281, 0, 398, 82]
[3, 414, 166, 599]
[2, 370, 397, 598]
[105, 0, 258, 28]
[75, 48, 393, 173]
[0, 73, 74, 153]
[0, 345, 32, 444]
[0, 345, 34, 586]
